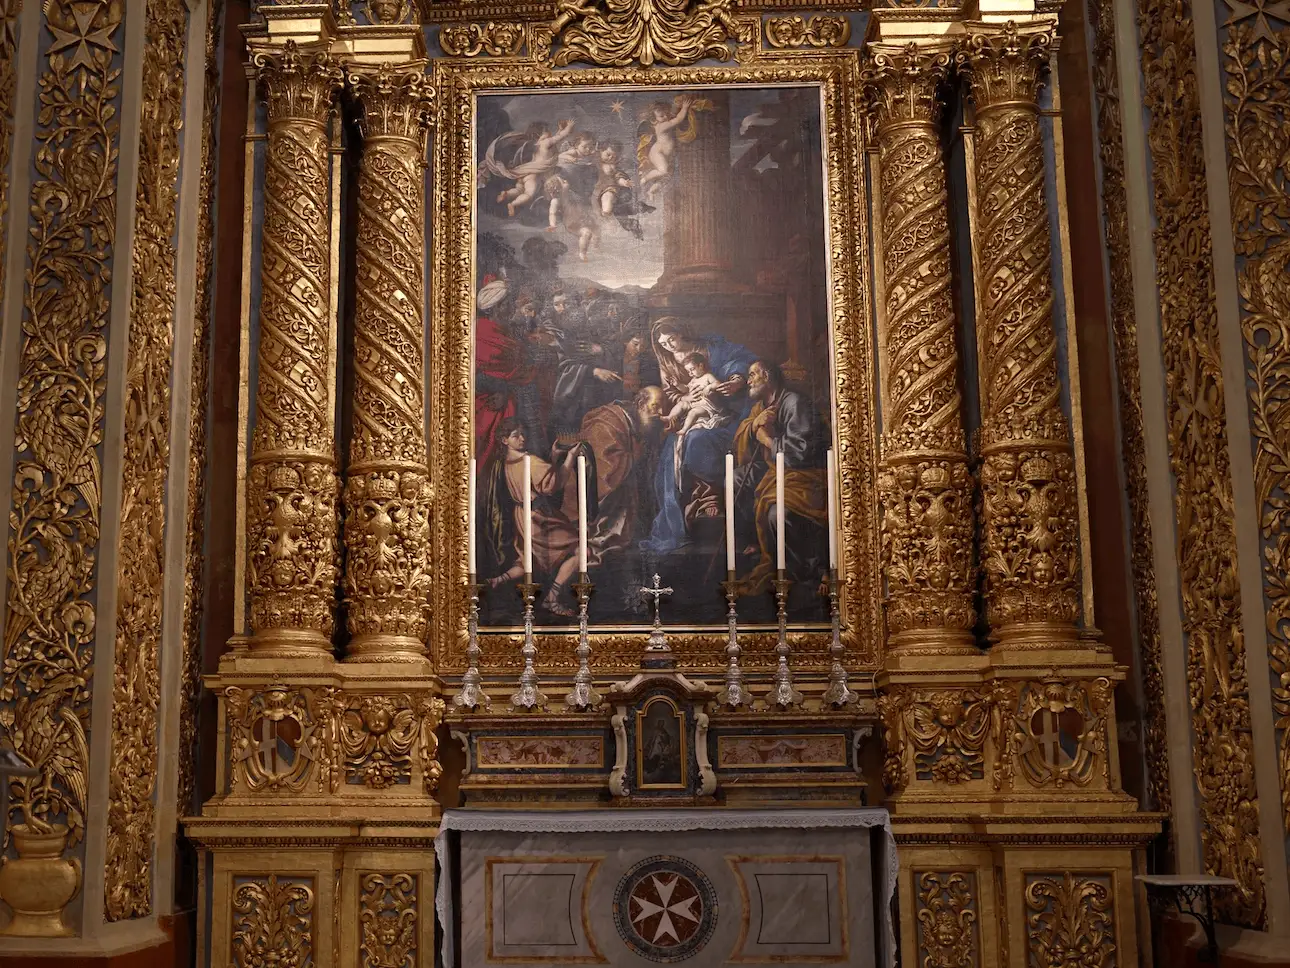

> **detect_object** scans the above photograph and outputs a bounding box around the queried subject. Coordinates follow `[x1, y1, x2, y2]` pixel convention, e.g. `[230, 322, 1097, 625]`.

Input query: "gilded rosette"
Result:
[865, 44, 976, 648]
[246, 44, 344, 653]
[958, 23, 1080, 641]
[344, 68, 434, 659]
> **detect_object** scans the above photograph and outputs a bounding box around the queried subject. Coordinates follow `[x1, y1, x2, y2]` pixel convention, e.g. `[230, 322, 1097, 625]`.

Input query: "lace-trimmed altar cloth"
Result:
[434, 807, 896, 968]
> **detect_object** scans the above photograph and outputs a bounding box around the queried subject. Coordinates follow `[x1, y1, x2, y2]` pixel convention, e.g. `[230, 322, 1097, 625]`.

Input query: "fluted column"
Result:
[343, 67, 434, 661]
[246, 43, 344, 656]
[866, 44, 977, 653]
[958, 22, 1080, 647]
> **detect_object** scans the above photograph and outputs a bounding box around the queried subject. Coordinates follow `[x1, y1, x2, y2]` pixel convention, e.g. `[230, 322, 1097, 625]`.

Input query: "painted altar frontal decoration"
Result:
[472, 84, 835, 630]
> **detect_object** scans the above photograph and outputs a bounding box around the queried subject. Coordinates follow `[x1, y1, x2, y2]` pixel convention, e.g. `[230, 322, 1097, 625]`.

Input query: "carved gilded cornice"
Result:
[545, 0, 750, 66]
[417, 0, 869, 24]
[863, 43, 976, 649]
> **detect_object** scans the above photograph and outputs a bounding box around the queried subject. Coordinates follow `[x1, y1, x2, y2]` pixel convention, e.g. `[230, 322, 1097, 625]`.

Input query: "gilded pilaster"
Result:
[343, 66, 434, 662]
[245, 43, 343, 656]
[957, 21, 1080, 648]
[864, 42, 976, 653]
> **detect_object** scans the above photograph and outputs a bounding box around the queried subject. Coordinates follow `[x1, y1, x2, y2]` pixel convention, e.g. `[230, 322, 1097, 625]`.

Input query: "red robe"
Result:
[475, 315, 530, 468]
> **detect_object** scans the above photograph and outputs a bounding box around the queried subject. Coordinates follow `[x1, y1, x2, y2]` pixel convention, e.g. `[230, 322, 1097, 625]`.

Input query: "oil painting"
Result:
[472, 84, 835, 629]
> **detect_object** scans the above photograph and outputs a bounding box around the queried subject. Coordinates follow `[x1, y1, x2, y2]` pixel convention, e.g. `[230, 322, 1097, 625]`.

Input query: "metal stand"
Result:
[639, 573, 675, 669]
[510, 576, 547, 710]
[716, 571, 750, 708]
[820, 568, 856, 707]
[768, 570, 803, 708]
[452, 577, 490, 710]
[565, 575, 601, 710]
[1138, 875, 1237, 965]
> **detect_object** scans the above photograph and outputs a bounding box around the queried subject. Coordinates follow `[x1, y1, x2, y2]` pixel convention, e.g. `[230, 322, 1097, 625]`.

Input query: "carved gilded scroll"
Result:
[545, 0, 748, 66]
[1221, 17, 1290, 858]
[359, 873, 418, 968]
[1023, 872, 1116, 968]
[864, 43, 975, 652]
[1088, 0, 1170, 814]
[2, 0, 123, 867]
[1138, 0, 1265, 925]
[957, 22, 1080, 646]
[344, 68, 435, 661]
[915, 871, 979, 968]
[246, 44, 343, 655]
[0, 0, 18, 329]
[104, 0, 187, 921]
[231, 875, 315, 966]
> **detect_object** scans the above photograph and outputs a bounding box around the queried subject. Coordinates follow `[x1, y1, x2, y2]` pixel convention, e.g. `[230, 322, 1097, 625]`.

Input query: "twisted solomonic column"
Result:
[246, 43, 344, 655]
[957, 22, 1081, 648]
[864, 44, 977, 653]
[343, 67, 434, 661]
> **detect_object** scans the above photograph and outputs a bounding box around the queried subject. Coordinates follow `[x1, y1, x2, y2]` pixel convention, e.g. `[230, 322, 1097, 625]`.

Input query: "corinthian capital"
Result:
[253, 41, 344, 126]
[956, 21, 1055, 111]
[349, 66, 435, 143]
[862, 42, 953, 129]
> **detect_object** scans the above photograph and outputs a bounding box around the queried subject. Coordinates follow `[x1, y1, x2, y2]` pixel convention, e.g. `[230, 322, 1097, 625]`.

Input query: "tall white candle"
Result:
[523, 454, 533, 575]
[776, 450, 786, 571]
[725, 452, 735, 572]
[468, 458, 477, 575]
[577, 454, 588, 575]
[826, 448, 837, 569]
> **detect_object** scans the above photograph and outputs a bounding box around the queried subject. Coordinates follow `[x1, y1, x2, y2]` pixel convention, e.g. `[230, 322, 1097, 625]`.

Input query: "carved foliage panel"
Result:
[359, 872, 418, 968]
[1, 0, 124, 855]
[104, 0, 188, 921]
[231, 875, 316, 968]
[1219, 14, 1290, 869]
[0, 0, 18, 329]
[914, 871, 979, 968]
[1088, 0, 1170, 815]
[1137, 0, 1265, 925]
[1023, 872, 1116, 968]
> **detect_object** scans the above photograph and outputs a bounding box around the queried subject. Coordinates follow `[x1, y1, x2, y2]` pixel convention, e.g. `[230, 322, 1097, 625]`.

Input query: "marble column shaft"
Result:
[246, 43, 344, 655]
[866, 44, 977, 651]
[343, 67, 434, 660]
[958, 22, 1080, 644]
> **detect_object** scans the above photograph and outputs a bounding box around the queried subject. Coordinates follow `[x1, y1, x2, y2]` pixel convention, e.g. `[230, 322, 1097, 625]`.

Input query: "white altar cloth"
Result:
[435, 807, 895, 967]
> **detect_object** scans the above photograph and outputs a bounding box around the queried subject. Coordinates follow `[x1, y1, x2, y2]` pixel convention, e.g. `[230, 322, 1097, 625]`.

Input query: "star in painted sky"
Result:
[1224, 0, 1290, 40]
[48, 0, 119, 72]
[610, 99, 627, 118]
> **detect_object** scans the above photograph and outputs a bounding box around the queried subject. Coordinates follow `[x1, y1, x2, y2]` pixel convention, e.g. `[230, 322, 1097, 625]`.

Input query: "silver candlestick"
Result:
[510, 577, 548, 710]
[452, 576, 490, 710]
[820, 568, 857, 707]
[768, 570, 803, 708]
[716, 571, 751, 708]
[565, 575, 601, 710]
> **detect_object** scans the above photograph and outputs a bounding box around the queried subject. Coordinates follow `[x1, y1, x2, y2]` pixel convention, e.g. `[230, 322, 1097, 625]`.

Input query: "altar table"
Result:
[434, 808, 895, 968]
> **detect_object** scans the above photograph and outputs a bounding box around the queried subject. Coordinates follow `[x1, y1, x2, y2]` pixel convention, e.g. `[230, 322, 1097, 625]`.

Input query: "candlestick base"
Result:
[768, 572, 803, 709]
[566, 576, 602, 711]
[820, 569, 857, 707]
[453, 577, 491, 711]
[511, 578, 548, 710]
[716, 573, 751, 708]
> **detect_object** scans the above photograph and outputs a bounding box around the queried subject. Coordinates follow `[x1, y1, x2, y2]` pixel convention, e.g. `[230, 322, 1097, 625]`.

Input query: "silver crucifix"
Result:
[640, 573, 673, 652]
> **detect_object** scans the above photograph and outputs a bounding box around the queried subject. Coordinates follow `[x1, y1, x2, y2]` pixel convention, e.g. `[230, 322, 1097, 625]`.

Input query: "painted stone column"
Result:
[343, 66, 434, 661]
[865, 43, 977, 653]
[246, 43, 344, 656]
[958, 22, 1080, 648]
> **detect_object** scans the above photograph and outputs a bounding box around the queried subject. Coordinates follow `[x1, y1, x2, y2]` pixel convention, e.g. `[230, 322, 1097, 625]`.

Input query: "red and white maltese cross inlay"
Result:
[629, 872, 704, 945]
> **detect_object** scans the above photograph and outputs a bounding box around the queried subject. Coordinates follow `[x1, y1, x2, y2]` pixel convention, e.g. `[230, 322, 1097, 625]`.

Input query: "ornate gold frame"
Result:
[428, 49, 878, 677]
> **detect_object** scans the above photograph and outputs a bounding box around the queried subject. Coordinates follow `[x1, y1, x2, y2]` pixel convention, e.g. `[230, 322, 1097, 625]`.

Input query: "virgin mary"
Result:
[640, 319, 758, 553]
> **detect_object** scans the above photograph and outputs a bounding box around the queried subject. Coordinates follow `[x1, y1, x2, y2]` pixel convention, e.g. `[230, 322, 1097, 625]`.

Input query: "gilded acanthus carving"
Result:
[105, 0, 186, 921]
[1023, 872, 1115, 968]
[957, 22, 1080, 640]
[439, 21, 526, 57]
[1138, 0, 1265, 924]
[546, 0, 746, 67]
[915, 872, 978, 968]
[1089, 0, 1170, 814]
[763, 15, 850, 49]
[2, 0, 123, 866]
[864, 44, 976, 648]
[231, 875, 315, 968]
[246, 43, 343, 654]
[0, 0, 19, 338]
[345, 67, 434, 660]
[1221, 16, 1290, 867]
[359, 873, 417, 968]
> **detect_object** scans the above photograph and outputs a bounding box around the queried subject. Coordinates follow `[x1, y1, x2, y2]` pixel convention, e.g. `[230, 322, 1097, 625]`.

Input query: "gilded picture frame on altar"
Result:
[428, 50, 879, 676]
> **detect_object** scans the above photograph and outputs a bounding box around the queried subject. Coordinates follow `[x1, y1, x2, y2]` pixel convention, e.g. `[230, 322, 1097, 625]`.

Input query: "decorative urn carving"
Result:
[0, 824, 81, 936]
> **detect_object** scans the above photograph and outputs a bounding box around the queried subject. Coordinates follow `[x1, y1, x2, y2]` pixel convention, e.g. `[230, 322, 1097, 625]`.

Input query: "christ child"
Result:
[640, 95, 694, 197]
[497, 118, 576, 216]
[666, 352, 730, 437]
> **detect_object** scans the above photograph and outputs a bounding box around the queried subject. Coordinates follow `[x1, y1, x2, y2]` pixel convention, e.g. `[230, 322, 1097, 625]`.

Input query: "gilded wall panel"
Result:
[913, 870, 979, 968]
[1023, 872, 1116, 968]
[358, 872, 417, 968]
[1, 0, 124, 858]
[1220, 14, 1290, 866]
[1088, 0, 1170, 815]
[1137, 0, 1265, 924]
[0, 0, 19, 325]
[104, 0, 188, 921]
[231, 874, 316, 968]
